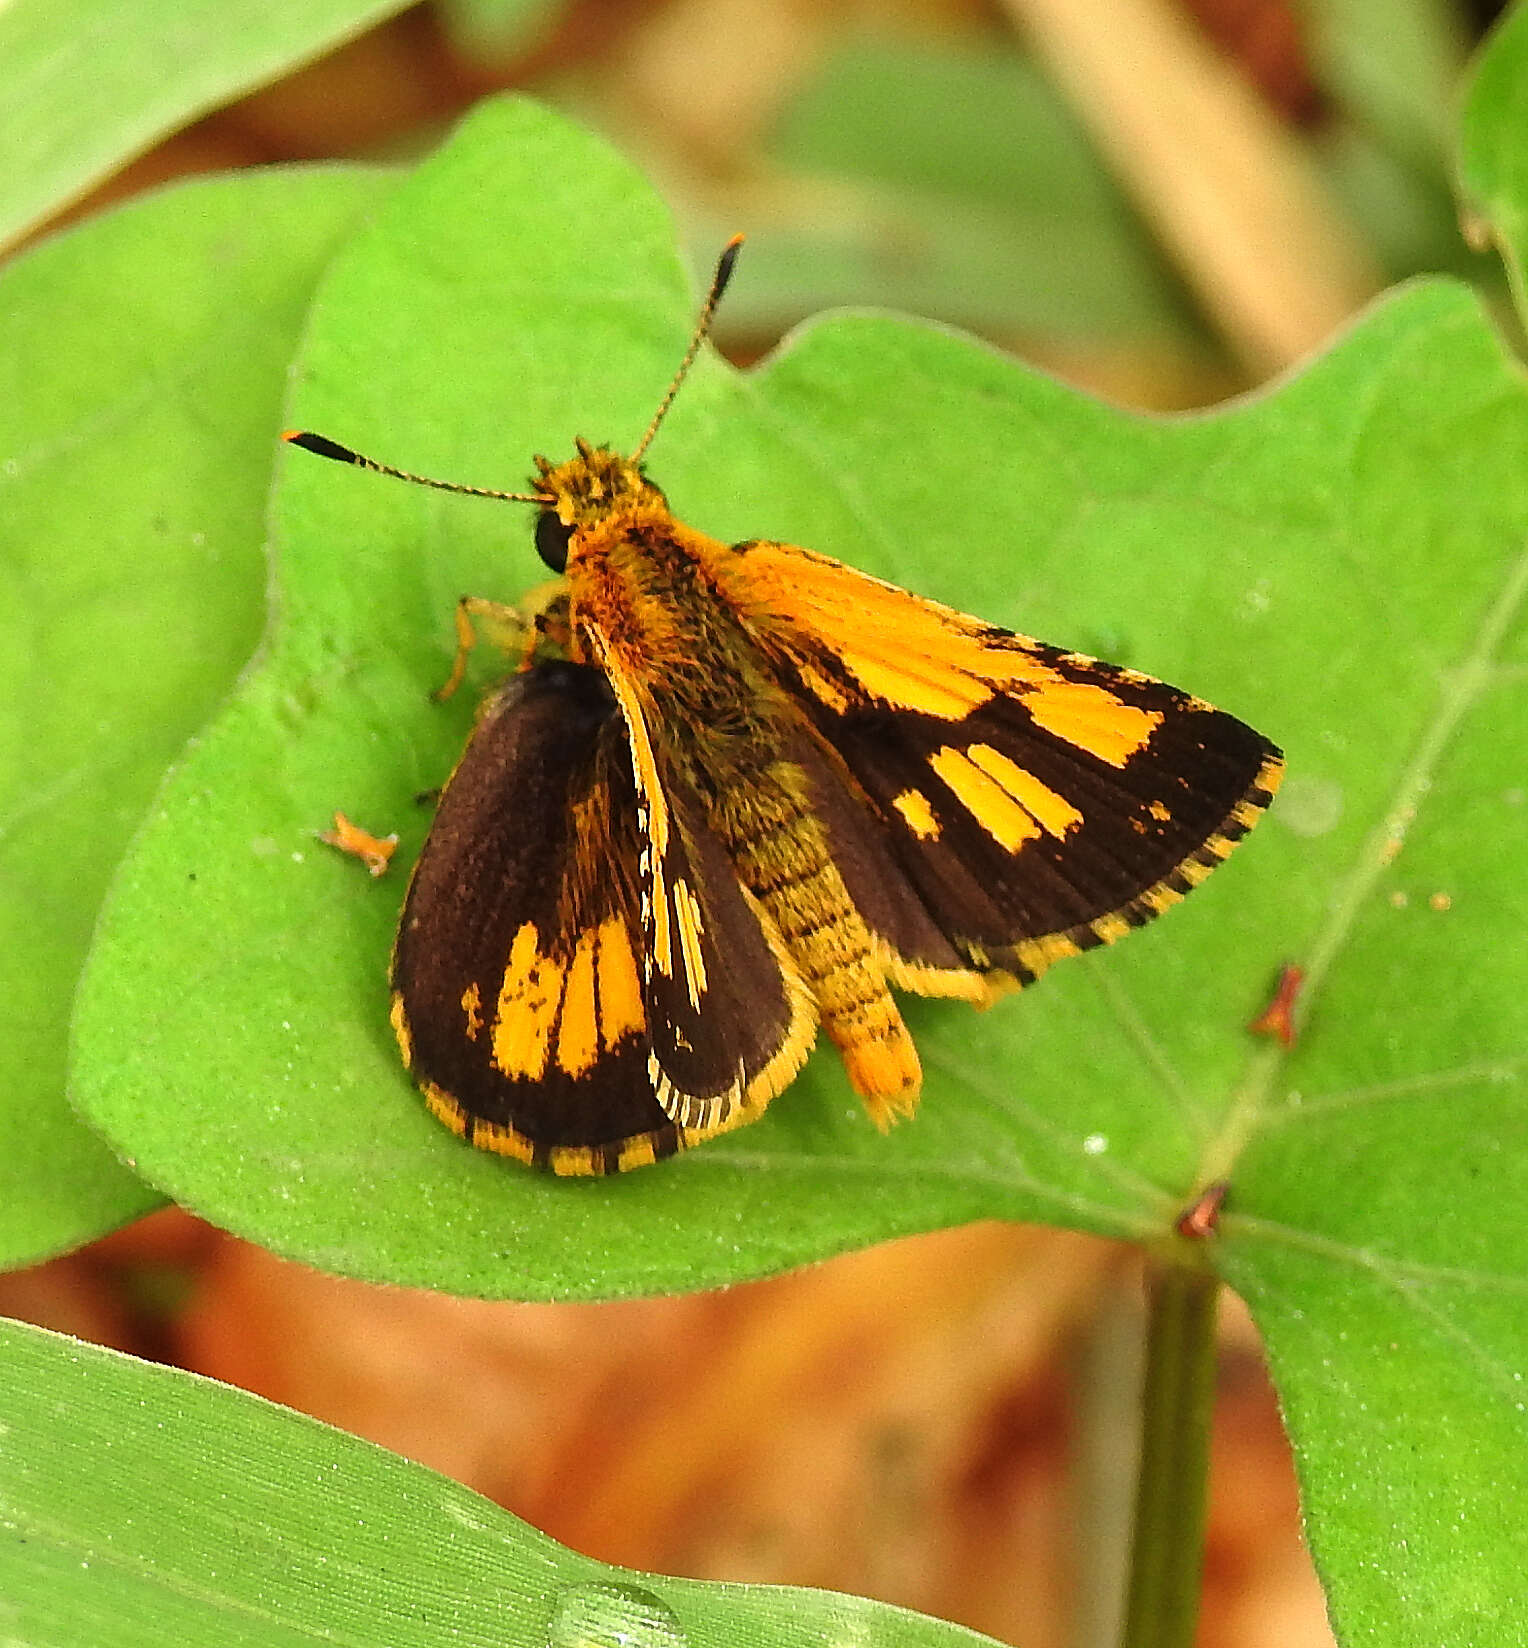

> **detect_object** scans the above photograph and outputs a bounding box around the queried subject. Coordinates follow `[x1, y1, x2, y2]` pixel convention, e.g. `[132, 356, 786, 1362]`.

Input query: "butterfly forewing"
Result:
[730, 539, 1282, 984]
[391, 660, 678, 1173]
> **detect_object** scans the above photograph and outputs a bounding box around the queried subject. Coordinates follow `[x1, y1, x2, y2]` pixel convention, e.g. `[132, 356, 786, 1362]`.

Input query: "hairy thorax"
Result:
[567, 502, 788, 788]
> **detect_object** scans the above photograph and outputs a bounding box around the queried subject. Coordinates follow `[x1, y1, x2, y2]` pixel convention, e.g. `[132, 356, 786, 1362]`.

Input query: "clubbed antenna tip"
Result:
[282, 430, 364, 464]
[631, 235, 746, 463]
[280, 428, 540, 503]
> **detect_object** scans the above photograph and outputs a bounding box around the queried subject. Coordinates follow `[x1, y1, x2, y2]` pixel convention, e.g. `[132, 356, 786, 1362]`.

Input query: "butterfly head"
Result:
[529, 438, 667, 572]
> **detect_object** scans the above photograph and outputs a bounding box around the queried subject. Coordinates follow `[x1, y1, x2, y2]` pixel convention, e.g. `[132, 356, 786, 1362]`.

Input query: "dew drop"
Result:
[1272, 773, 1344, 838]
[546, 1581, 688, 1648]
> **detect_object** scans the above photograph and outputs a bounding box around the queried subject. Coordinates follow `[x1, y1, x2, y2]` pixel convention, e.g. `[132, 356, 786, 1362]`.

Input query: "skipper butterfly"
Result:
[286, 238, 1282, 1174]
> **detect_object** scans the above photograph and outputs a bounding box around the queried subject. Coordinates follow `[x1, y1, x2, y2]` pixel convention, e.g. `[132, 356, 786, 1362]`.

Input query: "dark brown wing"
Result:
[391, 660, 673, 1173]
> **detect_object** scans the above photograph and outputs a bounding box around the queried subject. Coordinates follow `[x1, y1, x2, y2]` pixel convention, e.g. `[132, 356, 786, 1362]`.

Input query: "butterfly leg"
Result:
[432, 579, 571, 702]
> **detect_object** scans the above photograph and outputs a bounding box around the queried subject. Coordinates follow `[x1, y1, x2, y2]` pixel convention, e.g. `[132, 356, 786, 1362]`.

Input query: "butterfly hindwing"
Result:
[583, 622, 817, 1133]
[640, 789, 817, 1130]
[780, 728, 991, 999]
[732, 540, 1283, 985]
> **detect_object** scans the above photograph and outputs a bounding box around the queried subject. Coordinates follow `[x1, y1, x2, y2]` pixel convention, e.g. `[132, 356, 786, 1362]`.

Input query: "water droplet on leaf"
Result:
[1273, 773, 1344, 838]
[546, 1581, 688, 1648]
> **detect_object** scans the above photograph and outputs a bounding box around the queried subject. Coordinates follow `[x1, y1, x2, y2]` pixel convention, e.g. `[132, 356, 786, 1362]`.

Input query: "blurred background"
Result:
[3, 1, 1511, 1643]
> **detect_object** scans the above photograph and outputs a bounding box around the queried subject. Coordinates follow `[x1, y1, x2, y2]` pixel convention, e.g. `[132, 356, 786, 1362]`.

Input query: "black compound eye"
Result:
[534, 510, 574, 572]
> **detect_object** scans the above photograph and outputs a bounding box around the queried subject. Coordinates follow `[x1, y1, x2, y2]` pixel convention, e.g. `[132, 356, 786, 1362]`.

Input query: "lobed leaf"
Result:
[62, 89, 1528, 1641]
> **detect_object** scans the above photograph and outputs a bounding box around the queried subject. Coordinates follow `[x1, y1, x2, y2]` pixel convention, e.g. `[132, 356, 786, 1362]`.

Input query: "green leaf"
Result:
[437, 0, 562, 64]
[0, 1316, 1002, 1646]
[0, 0, 411, 252]
[1303, 0, 1466, 168]
[67, 95, 1528, 1638]
[1213, 20, 1528, 1641]
[0, 163, 392, 1270]
[1459, 3, 1528, 309]
[733, 38, 1203, 347]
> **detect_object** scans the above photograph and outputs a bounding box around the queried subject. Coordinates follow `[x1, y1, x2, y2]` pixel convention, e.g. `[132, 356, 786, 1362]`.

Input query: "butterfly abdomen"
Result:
[712, 764, 922, 1124]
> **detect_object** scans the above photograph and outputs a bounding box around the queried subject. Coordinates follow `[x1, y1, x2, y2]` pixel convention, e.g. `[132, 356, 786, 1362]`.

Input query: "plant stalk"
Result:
[1119, 1260, 1220, 1648]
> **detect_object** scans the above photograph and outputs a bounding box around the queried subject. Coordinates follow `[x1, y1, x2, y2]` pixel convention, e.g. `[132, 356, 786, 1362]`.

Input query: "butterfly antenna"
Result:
[630, 234, 744, 464]
[281, 430, 542, 502]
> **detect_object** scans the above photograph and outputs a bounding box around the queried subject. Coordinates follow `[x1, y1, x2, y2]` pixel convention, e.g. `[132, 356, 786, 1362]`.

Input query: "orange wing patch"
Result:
[928, 741, 1084, 848]
[892, 787, 941, 840]
[486, 917, 648, 1083]
[557, 930, 600, 1077]
[733, 542, 1163, 768]
[491, 923, 561, 1080]
[929, 746, 1041, 852]
[964, 746, 1082, 839]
